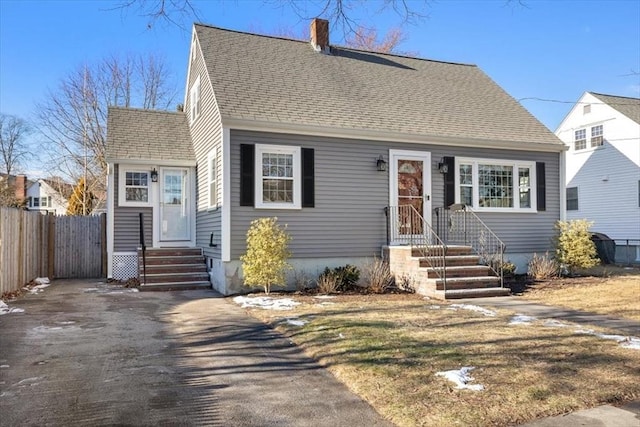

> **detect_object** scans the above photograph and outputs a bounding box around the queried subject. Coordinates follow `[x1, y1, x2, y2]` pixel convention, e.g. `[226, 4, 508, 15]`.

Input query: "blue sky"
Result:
[1, 0, 639, 177]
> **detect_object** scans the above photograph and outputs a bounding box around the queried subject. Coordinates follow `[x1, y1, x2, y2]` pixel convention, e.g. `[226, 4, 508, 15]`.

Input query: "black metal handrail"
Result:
[435, 204, 506, 287]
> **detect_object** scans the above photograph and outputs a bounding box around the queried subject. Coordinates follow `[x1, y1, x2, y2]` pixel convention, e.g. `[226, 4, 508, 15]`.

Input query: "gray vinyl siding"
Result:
[113, 164, 153, 252]
[187, 35, 223, 259]
[229, 130, 561, 259]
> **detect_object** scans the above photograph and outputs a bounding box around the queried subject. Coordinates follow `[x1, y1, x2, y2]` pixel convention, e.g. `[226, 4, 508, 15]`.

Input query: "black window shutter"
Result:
[302, 148, 315, 208]
[443, 156, 455, 207]
[536, 162, 546, 211]
[240, 144, 254, 207]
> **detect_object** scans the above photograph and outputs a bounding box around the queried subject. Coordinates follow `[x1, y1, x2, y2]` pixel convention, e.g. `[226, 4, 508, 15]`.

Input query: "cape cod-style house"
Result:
[105, 19, 566, 297]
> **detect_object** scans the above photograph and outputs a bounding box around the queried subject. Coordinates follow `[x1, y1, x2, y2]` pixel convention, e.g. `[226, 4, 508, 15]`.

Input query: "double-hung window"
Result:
[574, 129, 587, 150]
[255, 144, 301, 209]
[119, 167, 151, 206]
[455, 158, 536, 212]
[566, 187, 578, 211]
[590, 125, 603, 147]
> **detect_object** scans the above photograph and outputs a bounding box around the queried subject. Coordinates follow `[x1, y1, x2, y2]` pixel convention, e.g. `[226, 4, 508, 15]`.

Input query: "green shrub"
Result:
[527, 252, 559, 280]
[555, 220, 599, 275]
[240, 217, 291, 294]
[318, 264, 360, 292]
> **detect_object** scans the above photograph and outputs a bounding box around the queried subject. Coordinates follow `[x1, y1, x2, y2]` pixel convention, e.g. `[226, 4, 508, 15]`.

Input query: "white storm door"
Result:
[390, 150, 432, 243]
[159, 168, 190, 241]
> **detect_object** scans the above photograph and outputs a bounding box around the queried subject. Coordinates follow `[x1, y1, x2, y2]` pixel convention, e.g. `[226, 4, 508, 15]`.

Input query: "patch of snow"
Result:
[283, 318, 308, 327]
[0, 301, 24, 315]
[509, 314, 537, 325]
[544, 319, 569, 328]
[575, 329, 640, 350]
[233, 295, 300, 310]
[338, 333, 345, 339]
[14, 377, 44, 387]
[427, 305, 441, 310]
[450, 304, 497, 317]
[34, 277, 50, 285]
[0, 365, 9, 368]
[313, 295, 336, 299]
[436, 367, 484, 391]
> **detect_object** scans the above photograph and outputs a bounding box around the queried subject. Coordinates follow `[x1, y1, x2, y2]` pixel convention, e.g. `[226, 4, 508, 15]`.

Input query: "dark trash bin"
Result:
[591, 232, 616, 264]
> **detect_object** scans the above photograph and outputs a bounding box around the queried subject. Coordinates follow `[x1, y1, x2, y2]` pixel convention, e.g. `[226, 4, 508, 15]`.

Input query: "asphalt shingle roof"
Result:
[590, 92, 640, 125]
[106, 107, 195, 162]
[195, 23, 562, 146]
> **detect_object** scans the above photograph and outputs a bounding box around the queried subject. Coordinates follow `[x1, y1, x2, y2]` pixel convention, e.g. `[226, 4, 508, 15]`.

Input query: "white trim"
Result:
[222, 128, 231, 262]
[254, 144, 302, 210]
[223, 117, 567, 153]
[560, 151, 567, 220]
[207, 147, 218, 210]
[454, 157, 537, 213]
[118, 166, 153, 208]
[107, 163, 115, 278]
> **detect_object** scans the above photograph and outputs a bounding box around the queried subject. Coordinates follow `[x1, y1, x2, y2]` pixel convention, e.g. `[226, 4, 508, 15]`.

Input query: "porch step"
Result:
[141, 272, 210, 284]
[141, 264, 207, 274]
[413, 245, 473, 257]
[425, 265, 491, 279]
[441, 287, 510, 299]
[142, 248, 203, 257]
[435, 276, 501, 290]
[139, 281, 212, 292]
[420, 255, 480, 267]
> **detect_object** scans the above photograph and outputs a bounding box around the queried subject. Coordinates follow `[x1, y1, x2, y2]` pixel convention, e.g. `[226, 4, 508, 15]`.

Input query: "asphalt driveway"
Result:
[0, 279, 391, 426]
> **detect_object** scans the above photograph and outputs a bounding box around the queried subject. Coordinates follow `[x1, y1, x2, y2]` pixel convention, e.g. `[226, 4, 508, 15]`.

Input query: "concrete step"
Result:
[139, 264, 207, 274]
[420, 255, 481, 267]
[425, 265, 492, 279]
[435, 276, 501, 290]
[443, 287, 510, 299]
[139, 281, 212, 292]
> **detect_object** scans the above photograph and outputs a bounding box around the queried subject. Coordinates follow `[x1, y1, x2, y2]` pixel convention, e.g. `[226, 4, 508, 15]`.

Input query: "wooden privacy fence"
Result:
[0, 207, 106, 295]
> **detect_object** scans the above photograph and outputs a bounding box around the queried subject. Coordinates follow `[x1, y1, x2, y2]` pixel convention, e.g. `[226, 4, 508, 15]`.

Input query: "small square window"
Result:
[583, 104, 591, 114]
[119, 168, 151, 206]
[255, 144, 301, 209]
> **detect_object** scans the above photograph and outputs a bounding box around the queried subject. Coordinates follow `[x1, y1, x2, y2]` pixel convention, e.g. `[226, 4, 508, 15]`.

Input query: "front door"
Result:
[390, 150, 432, 243]
[159, 168, 190, 241]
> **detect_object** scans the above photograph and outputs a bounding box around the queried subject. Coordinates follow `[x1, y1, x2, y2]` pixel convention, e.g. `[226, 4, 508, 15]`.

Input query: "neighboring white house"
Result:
[26, 179, 72, 215]
[555, 92, 640, 264]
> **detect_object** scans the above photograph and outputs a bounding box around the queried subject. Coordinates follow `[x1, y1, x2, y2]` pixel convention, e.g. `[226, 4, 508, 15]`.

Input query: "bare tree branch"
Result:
[0, 114, 32, 176]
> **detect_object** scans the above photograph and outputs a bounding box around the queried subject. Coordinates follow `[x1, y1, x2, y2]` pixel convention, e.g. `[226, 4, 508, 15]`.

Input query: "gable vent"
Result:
[310, 18, 330, 53]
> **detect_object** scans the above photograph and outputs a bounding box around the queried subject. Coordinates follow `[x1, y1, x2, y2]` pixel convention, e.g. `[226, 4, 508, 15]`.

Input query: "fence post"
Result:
[18, 211, 24, 286]
[101, 213, 107, 277]
[47, 213, 55, 279]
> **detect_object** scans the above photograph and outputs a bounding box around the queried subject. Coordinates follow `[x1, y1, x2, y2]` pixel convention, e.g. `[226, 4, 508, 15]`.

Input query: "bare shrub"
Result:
[360, 257, 394, 294]
[292, 269, 312, 292]
[316, 271, 339, 294]
[528, 252, 559, 280]
[396, 273, 416, 293]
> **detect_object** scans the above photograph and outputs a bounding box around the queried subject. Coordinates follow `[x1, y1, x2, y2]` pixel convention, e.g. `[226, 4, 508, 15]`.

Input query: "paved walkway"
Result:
[0, 280, 391, 426]
[457, 295, 640, 427]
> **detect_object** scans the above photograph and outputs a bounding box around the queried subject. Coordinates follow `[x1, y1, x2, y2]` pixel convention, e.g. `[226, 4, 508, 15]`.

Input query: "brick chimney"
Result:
[310, 18, 330, 53]
[14, 174, 27, 201]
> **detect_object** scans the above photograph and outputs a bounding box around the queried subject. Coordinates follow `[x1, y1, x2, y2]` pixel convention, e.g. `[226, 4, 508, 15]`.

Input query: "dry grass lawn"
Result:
[239, 292, 640, 427]
[520, 267, 640, 321]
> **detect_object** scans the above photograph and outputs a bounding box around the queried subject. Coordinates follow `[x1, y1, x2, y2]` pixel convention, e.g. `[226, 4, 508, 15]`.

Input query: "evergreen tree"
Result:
[66, 177, 93, 215]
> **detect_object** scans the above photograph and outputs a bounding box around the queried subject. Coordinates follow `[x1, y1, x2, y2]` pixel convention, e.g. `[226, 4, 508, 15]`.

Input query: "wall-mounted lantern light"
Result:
[376, 155, 387, 172]
[437, 160, 449, 174]
[151, 168, 158, 183]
